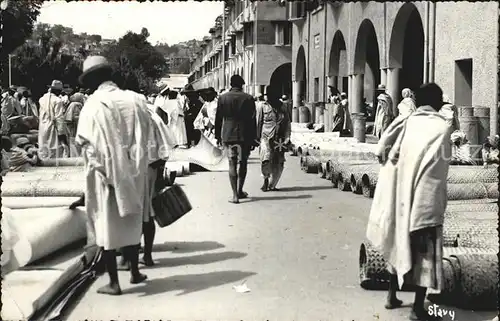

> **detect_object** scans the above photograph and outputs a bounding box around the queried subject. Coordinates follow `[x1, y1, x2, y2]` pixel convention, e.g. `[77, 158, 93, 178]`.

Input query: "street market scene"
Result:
[1, 1, 499, 321]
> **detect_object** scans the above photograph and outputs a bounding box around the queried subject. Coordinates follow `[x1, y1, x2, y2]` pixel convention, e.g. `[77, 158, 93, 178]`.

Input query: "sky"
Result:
[37, 0, 224, 45]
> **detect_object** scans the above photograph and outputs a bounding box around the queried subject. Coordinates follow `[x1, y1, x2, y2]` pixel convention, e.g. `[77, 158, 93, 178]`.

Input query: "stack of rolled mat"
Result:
[329, 160, 378, 190]
[359, 242, 497, 302]
[442, 211, 498, 249]
[3, 171, 84, 182]
[2, 180, 84, 197]
[427, 253, 498, 310]
[360, 166, 498, 199]
[2, 197, 80, 209]
[300, 156, 321, 174]
[40, 158, 84, 167]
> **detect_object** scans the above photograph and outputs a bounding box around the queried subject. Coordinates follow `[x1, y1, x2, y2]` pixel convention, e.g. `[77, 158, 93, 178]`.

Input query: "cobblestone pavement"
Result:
[68, 152, 496, 321]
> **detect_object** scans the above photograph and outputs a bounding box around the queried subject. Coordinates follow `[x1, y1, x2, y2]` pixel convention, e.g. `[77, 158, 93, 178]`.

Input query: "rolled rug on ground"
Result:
[302, 155, 320, 174]
[2, 180, 84, 197]
[445, 201, 497, 213]
[6, 207, 87, 266]
[2, 197, 80, 209]
[40, 158, 84, 167]
[447, 183, 498, 200]
[442, 211, 498, 249]
[427, 253, 498, 311]
[3, 171, 84, 182]
[447, 166, 498, 184]
[334, 162, 378, 192]
[20, 166, 85, 173]
[361, 172, 378, 198]
[351, 170, 378, 195]
[358, 242, 496, 292]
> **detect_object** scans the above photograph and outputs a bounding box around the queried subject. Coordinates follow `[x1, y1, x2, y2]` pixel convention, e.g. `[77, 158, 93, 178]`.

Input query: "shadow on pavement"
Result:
[154, 251, 247, 268]
[123, 270, 257, 296]
[243, 194, 312, 202]
[277, 186, 334, 192]
[153, 241, 225, 253]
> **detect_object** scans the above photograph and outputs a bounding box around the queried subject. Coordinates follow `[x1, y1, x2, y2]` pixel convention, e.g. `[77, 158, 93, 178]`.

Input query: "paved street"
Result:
[68, 152, 495, 321]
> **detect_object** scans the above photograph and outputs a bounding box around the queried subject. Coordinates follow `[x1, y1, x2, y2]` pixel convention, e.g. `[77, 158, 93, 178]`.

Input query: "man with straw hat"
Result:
[38, 80, 69, 159]
[75, 55, 150, 295]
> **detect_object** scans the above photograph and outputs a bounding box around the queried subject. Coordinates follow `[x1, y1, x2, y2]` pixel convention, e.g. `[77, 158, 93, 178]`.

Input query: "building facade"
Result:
[292, 1, 499, 138]
[188, 0, 292, 97]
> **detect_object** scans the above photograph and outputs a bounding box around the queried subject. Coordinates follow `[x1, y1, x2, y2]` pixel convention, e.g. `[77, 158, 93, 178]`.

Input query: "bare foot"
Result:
[140, 256, 155, 267]
[409, 308, 442, 321]
[97, 283, 122, 295]
[261, 179, 269, 192]
[385, 298, 403, 309]
[238, 191, 248, 199]
[130, 273, 148, 284]
[228, 196, 239, 204]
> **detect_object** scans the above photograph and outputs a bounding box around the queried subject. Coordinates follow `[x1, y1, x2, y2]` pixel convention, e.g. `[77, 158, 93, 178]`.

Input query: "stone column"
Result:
[380, 68, 388, 87]
[292, 81, 300, 108]
[386, 67, 400, 115]
[351, 73, 366, 142]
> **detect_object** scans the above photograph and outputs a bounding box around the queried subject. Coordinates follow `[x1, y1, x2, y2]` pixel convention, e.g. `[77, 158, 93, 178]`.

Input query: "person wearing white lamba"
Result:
[75, 56, 151, 295]
[38, 80, 69, 159]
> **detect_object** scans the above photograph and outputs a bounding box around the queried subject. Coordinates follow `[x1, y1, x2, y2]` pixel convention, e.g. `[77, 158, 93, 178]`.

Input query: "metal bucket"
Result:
[299, 106, 311, 123]
[473, 106, 490, 144]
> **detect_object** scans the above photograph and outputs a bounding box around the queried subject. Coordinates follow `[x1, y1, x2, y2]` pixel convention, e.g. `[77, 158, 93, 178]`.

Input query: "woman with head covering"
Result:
[397, 88, 416, 118]
[256, 85, 292, 191]
[65, 93, 85, 140]
[373, 93, 394, 138]
[439, 94, 460, 132]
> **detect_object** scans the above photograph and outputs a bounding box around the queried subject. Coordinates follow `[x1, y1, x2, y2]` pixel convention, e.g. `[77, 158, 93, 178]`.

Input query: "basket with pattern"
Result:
[152, 184, 192, 228]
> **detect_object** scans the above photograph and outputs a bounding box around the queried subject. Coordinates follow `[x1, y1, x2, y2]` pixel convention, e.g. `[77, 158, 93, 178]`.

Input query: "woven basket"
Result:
[448, 166, 497, 184]
[40, 158, 84, 167]
[2, 180, 84, 197]
[442, 212, 498, 249]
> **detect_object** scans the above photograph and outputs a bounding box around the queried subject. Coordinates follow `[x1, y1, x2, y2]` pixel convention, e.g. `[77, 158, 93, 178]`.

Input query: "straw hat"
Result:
[49, 80, 63, 91]
[79, 56, 112, 85]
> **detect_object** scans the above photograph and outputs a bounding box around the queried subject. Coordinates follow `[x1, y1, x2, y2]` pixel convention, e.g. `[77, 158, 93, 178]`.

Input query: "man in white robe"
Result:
[164, 90, 188, 147]
[76, 56, 151, 295]
[38, 80, 69, 159]
[366, 83, 450, 321]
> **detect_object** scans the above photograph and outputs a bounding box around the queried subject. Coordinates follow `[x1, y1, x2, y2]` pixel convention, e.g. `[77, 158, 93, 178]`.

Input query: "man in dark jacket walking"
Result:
[215, 75, 257, 204]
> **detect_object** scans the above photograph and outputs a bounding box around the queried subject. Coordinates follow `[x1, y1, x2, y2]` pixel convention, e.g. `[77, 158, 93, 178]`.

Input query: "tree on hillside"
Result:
[103, 28, 167, 93]
[1, 0, 44, 59]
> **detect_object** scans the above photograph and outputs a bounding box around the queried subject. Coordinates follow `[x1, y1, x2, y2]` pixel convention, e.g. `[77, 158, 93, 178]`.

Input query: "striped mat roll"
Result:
[3, 171, 84, 182]
[442, 211, 498, 249]
[2, 180, 84, 197]
[40, 158, 84, 167]
[1, 197, 80, 209]
[447, 165, 498, 184]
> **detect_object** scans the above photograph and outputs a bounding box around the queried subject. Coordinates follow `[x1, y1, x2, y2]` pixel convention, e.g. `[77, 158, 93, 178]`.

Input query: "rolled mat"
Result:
[318, 162, 327, 179]
[168, 134, 228, 171]
[17, 166, 85, 173]
[336, 172, 351, 192]
[6, 207, 87, 266]
[447, 166, 498, 184]
[40, 158, 84, 167]
[301, 156, 320, 174]
[3, 171, 84, 182]
[351, 170, 378, 195]
[445, 201, 497, 213]
[335, 162, 379, 192]
[447, 183, 498, 200]
[2, 180, 84, 197]
[2, 197, 80, 209]
[427, 254, 498, 310]
[361, 172, 378, 198]
[442, 211, 498, 249]
[296, 145, 309, 156]
[359, 242, 496, 291]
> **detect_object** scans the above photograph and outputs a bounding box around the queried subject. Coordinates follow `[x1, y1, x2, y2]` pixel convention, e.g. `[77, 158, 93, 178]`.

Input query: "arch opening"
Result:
[328, 31, 348, 93]
[389, 3, 425, 100]
[296, 45, 307, 105]
[354, 19, 380, 117]
[269, 62, 292, 98]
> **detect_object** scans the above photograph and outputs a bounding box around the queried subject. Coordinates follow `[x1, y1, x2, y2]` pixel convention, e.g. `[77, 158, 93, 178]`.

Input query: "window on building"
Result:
[454, 59, 473, 106]
[230, 36, 236, 56]
[224, 44, 229, 61]
[244, 22, 254, 46]
[275, 22, 292, 46]
[342, 77, 348, 93]
[314, 77, 319, 102]
[290, 2, 306, 19]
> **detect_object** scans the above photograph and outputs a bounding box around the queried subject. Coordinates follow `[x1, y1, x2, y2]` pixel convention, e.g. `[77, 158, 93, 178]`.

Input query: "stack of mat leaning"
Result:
[292, 133, 499, 311]
[1, 157, 192, 320]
